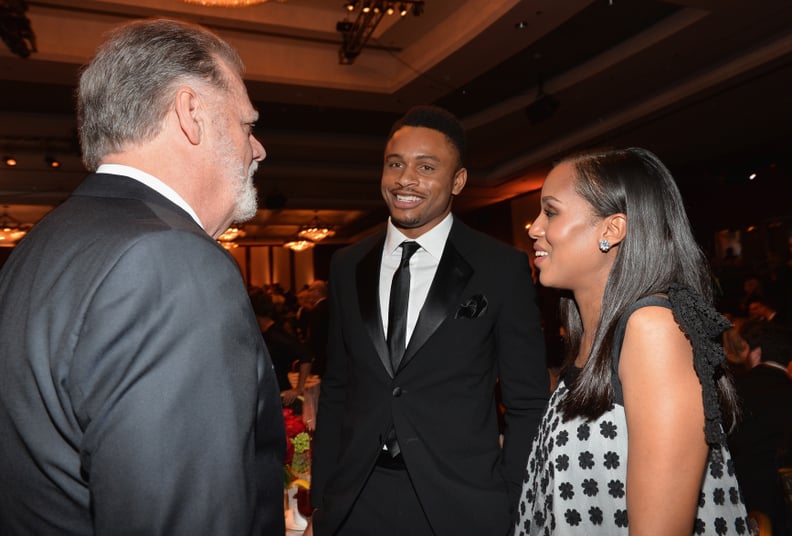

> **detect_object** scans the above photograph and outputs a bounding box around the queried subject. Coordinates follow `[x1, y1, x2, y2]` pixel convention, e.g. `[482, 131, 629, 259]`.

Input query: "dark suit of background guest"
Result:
[308, 282, 330, 377]
[729, 320, 792, 536]
[0, 176, 285, 534]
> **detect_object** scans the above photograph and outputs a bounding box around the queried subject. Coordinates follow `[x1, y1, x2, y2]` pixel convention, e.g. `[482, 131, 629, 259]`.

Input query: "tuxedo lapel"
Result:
[355, 237, 393, 377]
[398, 238, 473, 373]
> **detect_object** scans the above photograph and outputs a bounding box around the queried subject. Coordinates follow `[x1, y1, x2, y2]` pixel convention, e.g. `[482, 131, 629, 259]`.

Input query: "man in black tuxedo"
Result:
[729, 320, 792, 535]
[309, 105, 549, 535]
[0, 19, 284, 535]
[307, 279, 330, 378]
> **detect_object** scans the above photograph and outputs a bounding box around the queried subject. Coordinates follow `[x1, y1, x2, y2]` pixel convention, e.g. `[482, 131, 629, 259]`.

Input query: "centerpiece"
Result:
[283, 407, 312, 530]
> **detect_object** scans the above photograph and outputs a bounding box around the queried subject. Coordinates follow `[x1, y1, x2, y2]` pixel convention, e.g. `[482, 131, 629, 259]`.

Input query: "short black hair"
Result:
[248, 287, 275, 319]
[740, 319, 792, 366]
[387, 105, 466, 168]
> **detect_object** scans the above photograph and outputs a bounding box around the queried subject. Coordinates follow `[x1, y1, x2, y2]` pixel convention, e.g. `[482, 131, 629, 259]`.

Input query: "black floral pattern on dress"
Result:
[582, 478, 598, 497]
[589, 506, 603, 525]
[576, 423, 590, 441]
[713, 487, 725, 505]
[559, 482, 574, 500]
[564, 509, 581, 526]
[578, 451, 595, 470]
[614, 509, 628, 528]
[604, 451, 620, 469]
[608, 480, 625, 498]
[710, 459, 724, 479]
[555, 453, 569, 471]
[556, 430, 569, 446]
[600, 421, 617, 439]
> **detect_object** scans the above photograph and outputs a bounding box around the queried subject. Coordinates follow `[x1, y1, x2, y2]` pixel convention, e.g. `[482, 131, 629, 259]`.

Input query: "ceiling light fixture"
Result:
[181, 0, 271, 7]
[283, 239, 315, 252]
[337, 1, 425, 64]
[0, 207, 31, 245]
[297, 214, 335, 243]
[217, 226, 245, 249]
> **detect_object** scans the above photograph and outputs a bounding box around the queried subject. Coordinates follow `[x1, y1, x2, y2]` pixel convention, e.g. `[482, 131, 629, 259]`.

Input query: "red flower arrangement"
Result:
[283, 408, 311, 484]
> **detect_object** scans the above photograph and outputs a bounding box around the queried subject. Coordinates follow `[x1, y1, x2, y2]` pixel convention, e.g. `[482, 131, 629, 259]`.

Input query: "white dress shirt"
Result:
[97, 164, 204, 230]
[379, 213, 453, 345]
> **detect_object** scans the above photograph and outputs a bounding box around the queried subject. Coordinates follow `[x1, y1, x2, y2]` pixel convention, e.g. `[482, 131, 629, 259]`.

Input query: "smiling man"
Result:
[308, 105, 549, 536]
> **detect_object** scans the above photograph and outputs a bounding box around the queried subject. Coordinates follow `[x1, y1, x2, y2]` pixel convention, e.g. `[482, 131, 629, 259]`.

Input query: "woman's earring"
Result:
[598, 239, 611, 252]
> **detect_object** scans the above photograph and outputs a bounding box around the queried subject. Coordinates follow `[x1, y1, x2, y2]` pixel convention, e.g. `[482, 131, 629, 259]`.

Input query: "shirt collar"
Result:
[384, 212, 454, 260]
[96, 164, 204, 229]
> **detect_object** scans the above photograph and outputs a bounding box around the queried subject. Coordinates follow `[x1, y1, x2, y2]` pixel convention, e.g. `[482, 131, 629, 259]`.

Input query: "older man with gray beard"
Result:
[0, 18, 285, 535]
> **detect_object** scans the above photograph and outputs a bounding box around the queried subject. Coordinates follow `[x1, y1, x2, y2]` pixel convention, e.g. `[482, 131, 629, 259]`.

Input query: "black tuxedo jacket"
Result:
[0, 173, 285, 535]
[312, 218, 548, 535]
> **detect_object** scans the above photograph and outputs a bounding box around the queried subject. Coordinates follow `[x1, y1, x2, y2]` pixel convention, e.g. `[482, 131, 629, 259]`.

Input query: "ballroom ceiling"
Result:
[0, 0, 790, 246]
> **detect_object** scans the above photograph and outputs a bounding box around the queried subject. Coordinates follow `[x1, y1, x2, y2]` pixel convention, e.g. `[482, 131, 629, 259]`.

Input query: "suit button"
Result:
[392, 386, 402, 397]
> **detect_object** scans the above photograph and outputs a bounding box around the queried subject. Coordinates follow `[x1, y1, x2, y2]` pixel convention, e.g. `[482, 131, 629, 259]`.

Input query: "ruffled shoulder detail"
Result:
[667, 285, 731, 447]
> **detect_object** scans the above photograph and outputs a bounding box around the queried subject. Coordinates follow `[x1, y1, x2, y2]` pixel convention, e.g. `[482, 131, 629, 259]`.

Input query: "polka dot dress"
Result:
[514, 380, 749, 535]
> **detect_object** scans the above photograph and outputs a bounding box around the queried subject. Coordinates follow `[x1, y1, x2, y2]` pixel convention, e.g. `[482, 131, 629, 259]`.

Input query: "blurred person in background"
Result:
[730, 319, 792, 536]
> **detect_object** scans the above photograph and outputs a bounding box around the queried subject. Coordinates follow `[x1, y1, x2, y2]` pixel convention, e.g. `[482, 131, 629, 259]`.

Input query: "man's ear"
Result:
[452, 167, 467, 196]
[747, 345, 762, 367]
[603, 213, 627, 247]
[174, 87, 203, 146]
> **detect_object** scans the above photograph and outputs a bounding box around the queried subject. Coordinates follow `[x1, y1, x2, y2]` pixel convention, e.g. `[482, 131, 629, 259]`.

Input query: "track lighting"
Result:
[337, 1, 425, 64]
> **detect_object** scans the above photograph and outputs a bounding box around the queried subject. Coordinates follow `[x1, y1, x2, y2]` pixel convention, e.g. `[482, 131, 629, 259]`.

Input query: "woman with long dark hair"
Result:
[516, 148, 747, 535]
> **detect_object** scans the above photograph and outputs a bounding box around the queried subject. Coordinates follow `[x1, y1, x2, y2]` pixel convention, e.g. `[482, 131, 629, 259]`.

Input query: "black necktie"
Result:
[387, 241, 420, 372]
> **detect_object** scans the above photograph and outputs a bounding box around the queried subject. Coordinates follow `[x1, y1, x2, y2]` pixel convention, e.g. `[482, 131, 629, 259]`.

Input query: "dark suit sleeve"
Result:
[69, 232, 271, 535]
[496, 250, 549, 505]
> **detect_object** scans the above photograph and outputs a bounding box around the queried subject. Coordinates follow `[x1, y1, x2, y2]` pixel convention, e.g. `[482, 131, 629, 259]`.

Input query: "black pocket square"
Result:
[455, 294, 488, 319]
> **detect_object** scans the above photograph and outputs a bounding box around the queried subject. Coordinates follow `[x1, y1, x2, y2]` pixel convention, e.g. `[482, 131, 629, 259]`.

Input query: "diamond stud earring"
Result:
[598, 239, 611, 252]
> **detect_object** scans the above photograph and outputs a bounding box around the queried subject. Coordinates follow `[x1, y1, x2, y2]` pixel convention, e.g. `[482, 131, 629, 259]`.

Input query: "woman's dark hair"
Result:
[556, 147, 739, 430]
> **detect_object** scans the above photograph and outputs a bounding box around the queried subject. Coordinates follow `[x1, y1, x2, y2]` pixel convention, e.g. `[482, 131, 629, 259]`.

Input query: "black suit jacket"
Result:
[312, 218, 548, 536]
[728, 363, 792, 531]
[0, 173, 285, 535]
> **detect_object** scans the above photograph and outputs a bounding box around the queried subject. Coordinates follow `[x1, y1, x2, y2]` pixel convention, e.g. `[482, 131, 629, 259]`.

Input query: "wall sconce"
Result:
[3, 156, 17, 167]
[45, 156, 60, 169]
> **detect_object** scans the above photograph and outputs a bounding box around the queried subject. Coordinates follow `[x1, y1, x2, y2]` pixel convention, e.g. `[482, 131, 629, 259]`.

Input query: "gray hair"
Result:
[77, 18, 244, 170]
